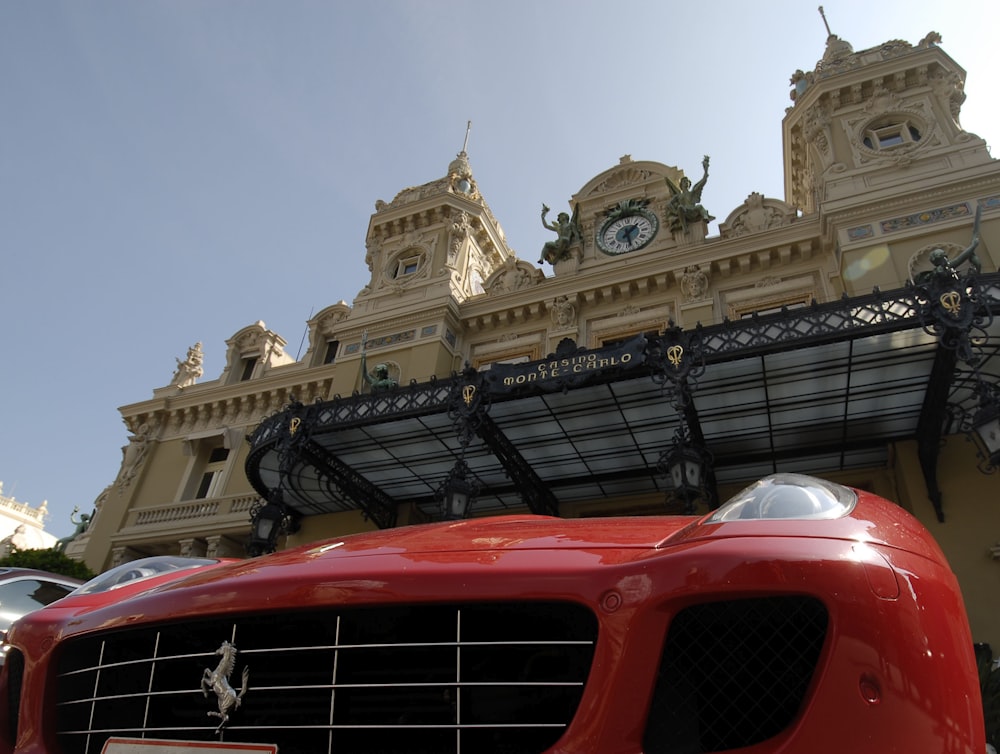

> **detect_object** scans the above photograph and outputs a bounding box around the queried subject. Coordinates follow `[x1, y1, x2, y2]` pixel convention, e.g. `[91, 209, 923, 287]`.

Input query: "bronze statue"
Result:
[922, 204, 983, 285]
[665, 156, 711, 234]
[360, 330, 398, 392]
[539, 204, 582, 265]
[54, 506, 93, 552]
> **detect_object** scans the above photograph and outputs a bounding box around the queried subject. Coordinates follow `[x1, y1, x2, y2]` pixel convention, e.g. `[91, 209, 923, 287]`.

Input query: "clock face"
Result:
[597, 210, 658, 255]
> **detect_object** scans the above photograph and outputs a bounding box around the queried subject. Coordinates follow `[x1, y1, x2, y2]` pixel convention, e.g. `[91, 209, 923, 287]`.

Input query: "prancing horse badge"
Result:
[200, 640, 250, 733]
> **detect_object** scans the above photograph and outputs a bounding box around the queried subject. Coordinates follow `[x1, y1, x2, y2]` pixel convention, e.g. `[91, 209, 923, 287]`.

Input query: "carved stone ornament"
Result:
[170, 342, 204, 388]
[550, 295, 577, 329]
[316, 303, 351, 336]
[719, 193, 796, 239]
[679, 266, 710, 303]
[484, 256, 542, 294]
[115, 421, 153, 492]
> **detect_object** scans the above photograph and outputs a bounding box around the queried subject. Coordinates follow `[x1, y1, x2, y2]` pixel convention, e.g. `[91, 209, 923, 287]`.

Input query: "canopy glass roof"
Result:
[246, 275, 1000, 524]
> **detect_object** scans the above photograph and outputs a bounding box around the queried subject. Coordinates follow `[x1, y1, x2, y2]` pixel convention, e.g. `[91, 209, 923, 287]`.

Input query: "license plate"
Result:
[101, 740, 277, 754]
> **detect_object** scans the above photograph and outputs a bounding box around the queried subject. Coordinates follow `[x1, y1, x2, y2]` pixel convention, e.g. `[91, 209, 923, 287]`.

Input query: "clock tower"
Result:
[540, 155, 713, 278]
[782, 29, 995, 295]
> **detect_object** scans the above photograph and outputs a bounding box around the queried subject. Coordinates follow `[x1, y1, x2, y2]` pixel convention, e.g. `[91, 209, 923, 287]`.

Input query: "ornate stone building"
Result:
[0, 482, 58, 555]
[73, 30, 1000, 645]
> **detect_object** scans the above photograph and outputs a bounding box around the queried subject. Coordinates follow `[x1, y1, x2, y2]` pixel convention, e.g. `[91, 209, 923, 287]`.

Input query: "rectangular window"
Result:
[194, 447, 230, 499]
[601, 330, 659, 348]
[239, 357, 257, 381]
[877, 129, 904, 148]
[323, 340, 339, 365]
[738, 299, 809, 319]
[394, 257, 421, 278]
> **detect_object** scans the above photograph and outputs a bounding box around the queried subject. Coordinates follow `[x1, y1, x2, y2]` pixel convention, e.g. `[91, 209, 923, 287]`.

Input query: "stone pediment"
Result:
[483, 257, 544, 295]
[574, 156, 685, 204]
[718, 193, 797, 239]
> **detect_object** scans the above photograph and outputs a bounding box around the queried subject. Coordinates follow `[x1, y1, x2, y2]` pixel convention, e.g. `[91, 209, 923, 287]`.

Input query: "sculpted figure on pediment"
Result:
[171, 342, 204, 388]
[539, 204, 583, 265]
[664, 156, 712, 236]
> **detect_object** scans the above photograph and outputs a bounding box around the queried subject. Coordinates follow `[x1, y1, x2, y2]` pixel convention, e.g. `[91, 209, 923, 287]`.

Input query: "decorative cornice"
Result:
[121, 376, 335, 442]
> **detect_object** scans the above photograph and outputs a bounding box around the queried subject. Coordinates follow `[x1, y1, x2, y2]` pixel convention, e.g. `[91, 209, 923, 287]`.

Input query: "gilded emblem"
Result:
[289, 417, 301, 436]
[462, 385, 477, 406]
[201, 640, 250, 733]
[666, 345, 685, 368]
[939, 290, 962, 317]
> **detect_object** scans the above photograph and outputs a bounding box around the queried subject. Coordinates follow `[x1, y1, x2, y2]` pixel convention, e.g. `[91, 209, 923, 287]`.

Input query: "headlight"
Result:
[707, 473, 857, 522]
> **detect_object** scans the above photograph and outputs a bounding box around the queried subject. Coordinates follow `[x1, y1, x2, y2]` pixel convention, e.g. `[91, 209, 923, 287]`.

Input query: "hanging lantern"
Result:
[970, 387, 1000, 472]
[438, 460, 478, 521]
[659, 426, 712, 513]
[247, 489, 295, 557]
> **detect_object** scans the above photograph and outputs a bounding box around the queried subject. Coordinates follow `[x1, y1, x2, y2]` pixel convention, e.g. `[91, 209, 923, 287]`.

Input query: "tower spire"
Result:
[818, 6, 832, 37]
[461, 120, 472, 155]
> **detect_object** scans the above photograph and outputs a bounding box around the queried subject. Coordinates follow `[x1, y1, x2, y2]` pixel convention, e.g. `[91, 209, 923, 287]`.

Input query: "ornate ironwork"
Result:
[296, 441, 399, 530]
[476, 414, 559, 517]
[910, 267, 992, 365]
[244, 273, 1000, 528]
[650, 320, 706, 406]
[448, 366, 490, 451]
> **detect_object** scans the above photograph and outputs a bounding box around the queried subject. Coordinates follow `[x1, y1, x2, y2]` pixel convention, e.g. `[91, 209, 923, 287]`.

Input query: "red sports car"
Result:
[0, 475, 985, 753]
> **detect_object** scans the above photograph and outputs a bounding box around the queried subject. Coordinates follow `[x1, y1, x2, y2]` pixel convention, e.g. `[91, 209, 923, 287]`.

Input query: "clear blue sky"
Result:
[2, 1, 998, 540]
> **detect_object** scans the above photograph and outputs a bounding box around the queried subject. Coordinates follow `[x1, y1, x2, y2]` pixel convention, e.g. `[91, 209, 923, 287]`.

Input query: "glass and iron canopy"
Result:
[246, 273, 1000, 526]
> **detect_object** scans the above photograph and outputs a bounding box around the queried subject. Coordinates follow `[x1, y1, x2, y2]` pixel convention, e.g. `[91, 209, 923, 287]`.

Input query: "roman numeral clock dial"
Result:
[597, 202, 659, 255]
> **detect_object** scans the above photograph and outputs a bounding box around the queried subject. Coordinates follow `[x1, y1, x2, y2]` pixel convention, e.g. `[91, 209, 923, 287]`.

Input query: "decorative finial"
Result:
[461, 120, 472, 155]
[818, 6, 832, 37]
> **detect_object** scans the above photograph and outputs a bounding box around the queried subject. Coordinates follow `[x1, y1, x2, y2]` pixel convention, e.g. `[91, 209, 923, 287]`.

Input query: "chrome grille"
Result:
[55, 602, 597, 754]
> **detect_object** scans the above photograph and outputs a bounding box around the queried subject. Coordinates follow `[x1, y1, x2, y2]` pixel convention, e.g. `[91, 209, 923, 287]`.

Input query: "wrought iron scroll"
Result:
[650, 321, 706, 406]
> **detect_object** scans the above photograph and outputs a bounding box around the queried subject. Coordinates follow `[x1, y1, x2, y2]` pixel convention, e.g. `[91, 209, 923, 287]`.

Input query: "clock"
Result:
[596, 205, 659, 255]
